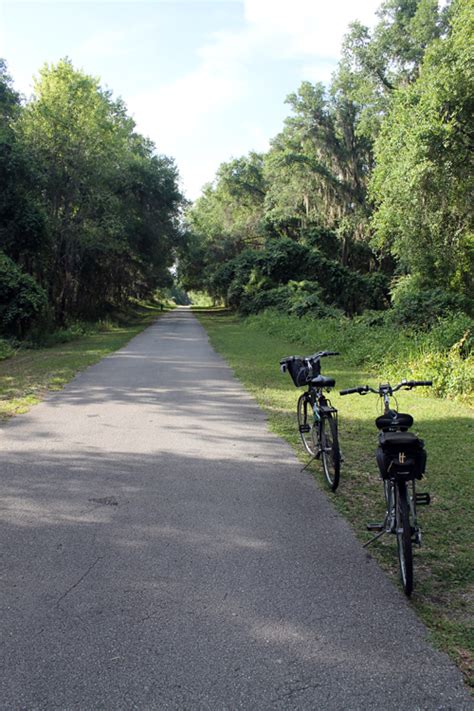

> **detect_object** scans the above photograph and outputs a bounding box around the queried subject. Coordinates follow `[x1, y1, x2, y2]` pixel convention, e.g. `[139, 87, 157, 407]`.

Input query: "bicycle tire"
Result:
[297, 392, 317, 456]
[396, 480, 414, 596]
[320, 413, 341, 491]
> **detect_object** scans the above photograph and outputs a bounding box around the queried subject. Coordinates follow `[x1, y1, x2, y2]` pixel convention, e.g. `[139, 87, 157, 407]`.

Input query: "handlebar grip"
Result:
[340, 387, 362, 395]
[402, 380, 433, 388]
[306, 350, 340, 361]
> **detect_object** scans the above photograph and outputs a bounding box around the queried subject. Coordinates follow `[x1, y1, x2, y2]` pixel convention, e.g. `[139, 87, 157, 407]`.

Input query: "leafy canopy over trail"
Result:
[178, 0, 473, 326]
[0, 58, 184, 335]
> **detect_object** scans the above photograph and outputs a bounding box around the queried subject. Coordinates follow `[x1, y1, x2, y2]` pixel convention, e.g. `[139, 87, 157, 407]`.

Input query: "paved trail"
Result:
[0, 308, 470, 709]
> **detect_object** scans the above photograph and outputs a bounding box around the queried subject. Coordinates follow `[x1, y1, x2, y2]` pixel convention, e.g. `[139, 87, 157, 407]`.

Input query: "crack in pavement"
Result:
[56, 555, 103, 606]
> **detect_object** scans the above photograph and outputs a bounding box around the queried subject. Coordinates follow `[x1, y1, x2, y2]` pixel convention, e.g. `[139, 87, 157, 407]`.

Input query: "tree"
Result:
[15, 59, 183, 321]
[0, 60, 48, 280]
[180, 152, 267, 296]
[339, 0, 444, 141]
[370, 0, 474, 299]
[264, 81, 373, 266]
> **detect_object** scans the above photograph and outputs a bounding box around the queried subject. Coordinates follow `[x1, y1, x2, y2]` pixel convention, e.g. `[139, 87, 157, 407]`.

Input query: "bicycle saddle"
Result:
[376, 412, 413, 431]
[309, 375, 335, 389]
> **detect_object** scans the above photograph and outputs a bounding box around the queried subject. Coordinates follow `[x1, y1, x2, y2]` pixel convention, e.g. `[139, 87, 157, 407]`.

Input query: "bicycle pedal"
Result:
[415, 492, 430, 506]
[366, 522, 384, 532]
[299, 424, 311, 433]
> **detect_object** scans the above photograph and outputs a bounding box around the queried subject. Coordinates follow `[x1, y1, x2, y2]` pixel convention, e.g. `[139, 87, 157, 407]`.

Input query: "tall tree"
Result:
[15, 59, 183, 321]
[370, 0, 474, 297]
[0, 60, 48, 278]
[264, 81, 373, 265]
[339, 0, 445, 141]
[181, 152, 267, 293]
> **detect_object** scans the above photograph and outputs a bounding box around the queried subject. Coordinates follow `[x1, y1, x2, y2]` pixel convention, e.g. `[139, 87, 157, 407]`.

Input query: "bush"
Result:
[390, 276, 467, 327]
[166, 284, 191, 305]
[0, 252, 49, 337]
[239, 285, 295, 314]
[384, 329, 474, 404]
[239, 281, 343, 318]
[26, 321, 91, 348]
[187, 291, 215, 307]
[243, 308, 473, 404]
[217, 238, 390, 316]
[0, 338, 15, 360]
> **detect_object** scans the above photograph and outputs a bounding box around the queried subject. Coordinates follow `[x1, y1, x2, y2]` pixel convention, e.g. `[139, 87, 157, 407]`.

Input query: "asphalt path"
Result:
[0, 307, 471, 710]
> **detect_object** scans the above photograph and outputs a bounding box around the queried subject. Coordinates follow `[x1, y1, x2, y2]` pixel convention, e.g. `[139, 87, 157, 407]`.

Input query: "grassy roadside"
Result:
[195, 308, 474, 687]
[0, 301, 169, 420]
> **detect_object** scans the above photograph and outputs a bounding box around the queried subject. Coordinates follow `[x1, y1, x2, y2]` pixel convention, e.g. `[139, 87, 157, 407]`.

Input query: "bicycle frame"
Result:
[281, 350, 341, 491]
[305, 387, 337, 447]
[340, 378, 432, 595]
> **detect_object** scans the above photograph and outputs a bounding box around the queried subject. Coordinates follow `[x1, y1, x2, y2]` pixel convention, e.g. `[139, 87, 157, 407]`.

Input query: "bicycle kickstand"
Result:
[363, 522, 388, 548]
[300, 450, 321, 473]
[300, 456, 317, 473]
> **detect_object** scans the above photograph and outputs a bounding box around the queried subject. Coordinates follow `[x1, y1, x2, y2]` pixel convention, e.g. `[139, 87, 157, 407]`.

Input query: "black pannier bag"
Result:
[280, 356, 311, 387]
[376, 432, 427, 480]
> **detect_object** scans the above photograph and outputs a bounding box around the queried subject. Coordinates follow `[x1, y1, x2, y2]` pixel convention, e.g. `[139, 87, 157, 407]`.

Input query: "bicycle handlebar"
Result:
[305, 350, 340, 363]
[340, 386, 369, 396]
[279, 351, 339, 369]
[339, 380, 432, 396]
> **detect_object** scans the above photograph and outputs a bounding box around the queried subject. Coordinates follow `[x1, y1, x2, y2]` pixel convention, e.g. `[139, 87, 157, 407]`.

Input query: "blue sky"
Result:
[1, 0, 380, 199]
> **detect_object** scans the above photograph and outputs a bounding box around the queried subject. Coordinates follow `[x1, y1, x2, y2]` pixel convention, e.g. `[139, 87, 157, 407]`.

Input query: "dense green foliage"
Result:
[179, 0, 473, 374]
[244, 308, 474, 404]
[370, 0, 474, 298]
[0, 252, 48, 336]
[0, 58, 183, 335]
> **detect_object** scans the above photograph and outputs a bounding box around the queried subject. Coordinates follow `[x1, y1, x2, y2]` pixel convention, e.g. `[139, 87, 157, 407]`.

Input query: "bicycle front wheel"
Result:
[396, 481, 414, 596]
[320, 414, 341, 491]
[297, 393, 317, 457]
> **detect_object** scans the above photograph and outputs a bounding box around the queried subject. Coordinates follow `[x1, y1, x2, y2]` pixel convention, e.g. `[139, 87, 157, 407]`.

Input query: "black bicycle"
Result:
[280, 351, 341, 491]
[340, 379, 432, 596]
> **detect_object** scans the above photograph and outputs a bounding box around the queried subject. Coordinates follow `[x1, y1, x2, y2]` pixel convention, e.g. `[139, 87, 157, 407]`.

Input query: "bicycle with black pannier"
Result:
[340, 379, 432, 596]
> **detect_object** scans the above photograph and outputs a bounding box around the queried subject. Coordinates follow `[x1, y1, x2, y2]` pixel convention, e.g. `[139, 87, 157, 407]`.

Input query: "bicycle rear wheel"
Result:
[396, 480, 414, 596]
[320, 413, 341, 491]
[297, 393, 317, 457]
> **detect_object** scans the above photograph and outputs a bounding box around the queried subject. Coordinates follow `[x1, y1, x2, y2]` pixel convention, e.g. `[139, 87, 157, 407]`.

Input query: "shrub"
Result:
[239, 281, 343, 318]
[243, 308, 473, 404]
[187, 291, 215, 307]
[26, 321, 91, 348]
[0, 338, 15, 360]
[221, 237, 390, 316]
[390, 275, 467, 327]
[0, 252, 49, 337]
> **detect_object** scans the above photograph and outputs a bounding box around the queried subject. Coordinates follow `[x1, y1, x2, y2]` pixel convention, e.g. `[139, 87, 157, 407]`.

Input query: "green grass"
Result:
[195, 308, 474, 687]
[0, 301, 168, 419]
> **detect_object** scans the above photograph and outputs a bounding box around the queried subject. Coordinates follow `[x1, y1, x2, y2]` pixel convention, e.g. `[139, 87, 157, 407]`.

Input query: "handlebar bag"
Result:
[282, 357, 310, 387]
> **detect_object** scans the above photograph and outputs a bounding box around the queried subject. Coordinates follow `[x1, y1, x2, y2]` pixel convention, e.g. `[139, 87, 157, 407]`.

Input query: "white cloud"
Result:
[129, 0, 381, 199]
[244, 0, 380, 58]
[127, 28, 251, 198]
[128, 31, 248, 150]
